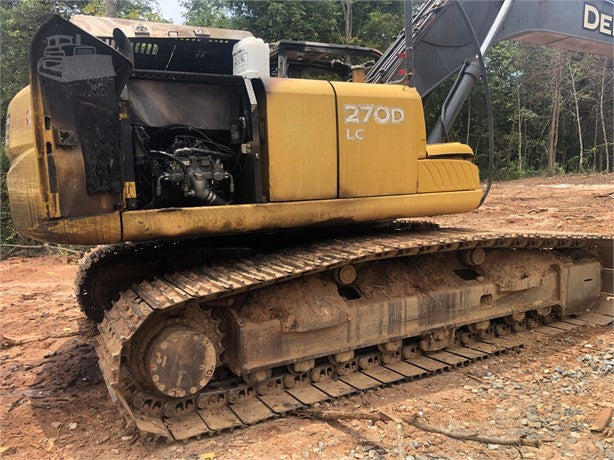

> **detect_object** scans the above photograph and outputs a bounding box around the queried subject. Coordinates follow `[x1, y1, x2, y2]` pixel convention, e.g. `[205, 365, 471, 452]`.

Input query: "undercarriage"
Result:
[76, 224, 613, 440]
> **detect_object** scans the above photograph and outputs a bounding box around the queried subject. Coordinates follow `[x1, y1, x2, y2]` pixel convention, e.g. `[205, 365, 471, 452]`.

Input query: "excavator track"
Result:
[83, 227, 613, 440]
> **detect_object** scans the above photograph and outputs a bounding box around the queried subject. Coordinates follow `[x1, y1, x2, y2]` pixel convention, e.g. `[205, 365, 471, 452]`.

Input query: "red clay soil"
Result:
[431, 172, 614, 234]
[0, 173, 612, 459]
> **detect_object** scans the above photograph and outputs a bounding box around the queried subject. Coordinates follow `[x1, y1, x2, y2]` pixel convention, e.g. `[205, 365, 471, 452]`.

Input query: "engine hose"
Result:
[152, 124, 235, 155]
[204, 189, 227, 206]
[172, 147, 235, 160]
[454, 1, 495, 207]
[226, 172, 235, 203]
[148, 150, 189, 192]
[148, 150, 188, 175]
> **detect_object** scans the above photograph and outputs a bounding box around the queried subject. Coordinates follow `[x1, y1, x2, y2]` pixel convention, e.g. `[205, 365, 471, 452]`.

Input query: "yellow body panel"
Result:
[23, 212, 122, 245]
[5, 87, 35, 162]
[6, 145, 47, 233]
[6, 79, 482, 246]
[5, 87, 48, 232]
[417, 159, 480, 193]
[122, 190, 481, 242]
[331, 82, 426, 197]
[27, 189, 477, 244]
[262, 78, 337, 201]
[426, 142, 474, 157]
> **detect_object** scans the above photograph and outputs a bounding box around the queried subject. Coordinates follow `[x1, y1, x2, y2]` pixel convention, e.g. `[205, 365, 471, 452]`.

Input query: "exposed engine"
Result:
[134, 124, 239, 208]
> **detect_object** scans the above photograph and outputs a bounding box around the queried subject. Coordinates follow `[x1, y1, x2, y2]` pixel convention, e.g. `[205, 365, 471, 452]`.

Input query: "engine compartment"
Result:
[136, 125, 236, 207]
[125, 77, 257, 209]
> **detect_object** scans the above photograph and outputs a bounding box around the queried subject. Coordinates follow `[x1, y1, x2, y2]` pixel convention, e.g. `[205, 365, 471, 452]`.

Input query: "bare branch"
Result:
[0, 244, 83, 255]
[298, 409, 541, 448]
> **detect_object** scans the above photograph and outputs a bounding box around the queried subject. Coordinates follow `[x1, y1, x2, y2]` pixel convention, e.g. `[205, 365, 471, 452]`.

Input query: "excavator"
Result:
[4, 0, 613, 440]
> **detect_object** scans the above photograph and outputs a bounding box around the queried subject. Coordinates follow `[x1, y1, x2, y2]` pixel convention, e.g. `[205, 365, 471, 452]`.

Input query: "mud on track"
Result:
[1, 173, 612, 459]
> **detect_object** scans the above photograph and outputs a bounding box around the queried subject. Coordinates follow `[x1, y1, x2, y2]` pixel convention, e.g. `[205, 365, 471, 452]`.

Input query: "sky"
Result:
[157, 0, 186, 24]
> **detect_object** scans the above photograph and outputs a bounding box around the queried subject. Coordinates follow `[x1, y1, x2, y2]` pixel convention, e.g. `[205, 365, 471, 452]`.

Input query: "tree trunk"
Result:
[547, 51, 562, 175]
[569, 62, 584, 172]
[342, 0, 353, 63]
[593, 107, 599, 172]
[524, 115, 528, 168]
[517, 84, 522, 171]
[599, 58, 610, 172]
[104, 0, 117, 18]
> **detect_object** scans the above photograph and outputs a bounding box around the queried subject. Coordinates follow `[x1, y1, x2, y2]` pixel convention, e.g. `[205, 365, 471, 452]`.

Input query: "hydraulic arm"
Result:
[367, 0, 614, 142]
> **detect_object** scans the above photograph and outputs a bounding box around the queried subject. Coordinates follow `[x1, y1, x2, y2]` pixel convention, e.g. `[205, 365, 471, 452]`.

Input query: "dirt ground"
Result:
[430, 172, 614, 234]
[1, 173, 613, 460]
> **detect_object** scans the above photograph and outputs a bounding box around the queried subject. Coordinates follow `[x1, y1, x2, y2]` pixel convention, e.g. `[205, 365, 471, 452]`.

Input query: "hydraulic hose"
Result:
[453, 1, 495, 207]
[148, 150, 189, 174]
[172, 147, 234, 160]
[148, 149, 190, 193]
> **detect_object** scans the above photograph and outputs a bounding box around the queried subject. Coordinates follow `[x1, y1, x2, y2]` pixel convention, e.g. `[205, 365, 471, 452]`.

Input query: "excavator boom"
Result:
[368, 0, 613, 92]
[367, 0, 614, 143]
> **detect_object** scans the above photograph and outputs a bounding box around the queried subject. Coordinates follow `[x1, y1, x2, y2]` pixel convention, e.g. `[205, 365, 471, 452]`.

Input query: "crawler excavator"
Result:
[4, 0, 613, 439]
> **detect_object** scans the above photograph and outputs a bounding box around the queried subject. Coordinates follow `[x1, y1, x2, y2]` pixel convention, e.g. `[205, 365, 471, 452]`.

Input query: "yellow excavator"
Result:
[4, 0, 613, 440]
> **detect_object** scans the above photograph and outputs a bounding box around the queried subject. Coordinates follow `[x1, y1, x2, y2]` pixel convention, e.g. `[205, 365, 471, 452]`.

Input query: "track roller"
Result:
[289, 359, 315, 374]
[334, 265, 357, 285]
[459, 248, 486, 266]
[329, 350, 354, 365]
[505, 312, 526, 325]
[244, 369, 271, 385]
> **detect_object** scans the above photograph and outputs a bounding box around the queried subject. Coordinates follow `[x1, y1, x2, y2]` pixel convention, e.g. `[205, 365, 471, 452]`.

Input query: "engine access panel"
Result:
[332, 81, 426, 197]
[261, 78, 426, 202]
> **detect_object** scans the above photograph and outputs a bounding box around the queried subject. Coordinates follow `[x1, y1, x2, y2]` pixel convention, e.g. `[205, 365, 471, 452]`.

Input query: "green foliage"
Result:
[353, 9, 404, 51]
[430, 41, 613, 177]
[1, 1, 60, 128]
[184, 1, 342, 42]
[81, 0, 163, 21]
[180, 0, 236, 29]
[182, 0, 403, 48]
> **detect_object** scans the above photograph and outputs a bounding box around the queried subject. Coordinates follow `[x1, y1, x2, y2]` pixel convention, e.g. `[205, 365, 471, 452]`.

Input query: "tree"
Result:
[341, 0, 352, 43]
[516, 83, 522, 171]
[599, 58, 611, 172]
[182, 0, 403, 51]
[350, 1, 403, 50]
[547, 50, 563, 175]
[184, 1, 342, 43]
[82, 0, 163, 21]
[104, 0, 117, 17]
[180, 0, 237, 30]
[568, 59, 584, 172]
